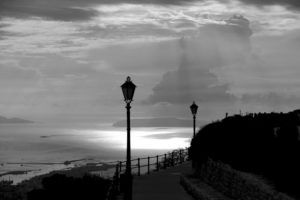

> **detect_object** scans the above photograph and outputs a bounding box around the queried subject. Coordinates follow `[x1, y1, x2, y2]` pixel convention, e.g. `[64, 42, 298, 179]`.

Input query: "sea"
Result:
[0, 122, 192, 184]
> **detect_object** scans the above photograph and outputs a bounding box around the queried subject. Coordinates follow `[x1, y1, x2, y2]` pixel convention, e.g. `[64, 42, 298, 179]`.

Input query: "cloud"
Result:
[1, 0, 300, 123]
[0, 60, 42, 112]
[236, 0, 300, 10]
[0, 53, 126, 121]
[144, 68, 235, 104]
[0, 23, 19, 40]
[0, 60, 40, 88]
[144, 15, 252, 105]
[0, 0, 99, 21]
[0, 0, 206, 22]
[241, 93, 300, 107]
[86, 40, 181, 75]
[1, 0, 300, 26]
[217, 28, 300, 97]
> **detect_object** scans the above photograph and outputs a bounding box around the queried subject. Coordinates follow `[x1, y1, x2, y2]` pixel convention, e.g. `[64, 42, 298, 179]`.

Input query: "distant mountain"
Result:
[113, 117, 205, 127]
[0, 116, 34, 124]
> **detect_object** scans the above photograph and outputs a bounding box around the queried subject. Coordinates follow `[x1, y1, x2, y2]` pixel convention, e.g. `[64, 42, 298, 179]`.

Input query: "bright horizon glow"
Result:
[81, 128, 191, 150]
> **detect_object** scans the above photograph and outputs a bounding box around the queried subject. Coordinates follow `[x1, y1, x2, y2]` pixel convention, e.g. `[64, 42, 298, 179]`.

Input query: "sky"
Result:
[1, 0, 300, 123]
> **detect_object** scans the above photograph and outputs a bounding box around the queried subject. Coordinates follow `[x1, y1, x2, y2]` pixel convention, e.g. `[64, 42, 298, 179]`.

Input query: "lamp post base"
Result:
[125, 173, 133, 200]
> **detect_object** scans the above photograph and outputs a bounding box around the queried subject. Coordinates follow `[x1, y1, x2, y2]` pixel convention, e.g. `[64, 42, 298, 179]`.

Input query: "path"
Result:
[132, 162, 194, 200]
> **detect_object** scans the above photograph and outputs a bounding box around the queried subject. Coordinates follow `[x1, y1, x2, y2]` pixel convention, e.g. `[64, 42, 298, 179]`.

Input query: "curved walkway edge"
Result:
[133, 162, 194, 200]
[180, 174, 234, 200]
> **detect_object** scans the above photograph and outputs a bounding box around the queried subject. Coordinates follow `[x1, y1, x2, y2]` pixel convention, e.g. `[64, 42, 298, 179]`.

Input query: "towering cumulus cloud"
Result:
[145, 15, 252, 105]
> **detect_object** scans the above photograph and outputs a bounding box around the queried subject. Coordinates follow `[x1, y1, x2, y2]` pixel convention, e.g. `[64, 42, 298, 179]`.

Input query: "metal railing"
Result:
[105, 147, 190, 200]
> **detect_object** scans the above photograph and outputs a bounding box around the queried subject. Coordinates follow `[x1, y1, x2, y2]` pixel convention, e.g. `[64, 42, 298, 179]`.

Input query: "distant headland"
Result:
[0, 115, 34, 124]
[113, 117, 205, 127]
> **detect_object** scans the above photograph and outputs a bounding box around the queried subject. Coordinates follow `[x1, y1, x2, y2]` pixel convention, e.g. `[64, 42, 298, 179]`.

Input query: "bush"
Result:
[0, 180, 22, 200]
[27, 174, 111, 200]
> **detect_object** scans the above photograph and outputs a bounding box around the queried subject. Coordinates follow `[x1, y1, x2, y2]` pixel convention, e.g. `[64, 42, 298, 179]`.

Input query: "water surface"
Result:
[0, 122, 191, 183]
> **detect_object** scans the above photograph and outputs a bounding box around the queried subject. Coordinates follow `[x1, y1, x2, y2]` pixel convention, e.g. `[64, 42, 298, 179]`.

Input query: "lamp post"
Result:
[121, 76, 136, 200]
[190, 101, 198, 138]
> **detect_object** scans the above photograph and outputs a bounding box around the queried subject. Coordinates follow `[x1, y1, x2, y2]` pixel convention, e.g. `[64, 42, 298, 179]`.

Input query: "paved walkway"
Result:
[133, 162, 194, 200]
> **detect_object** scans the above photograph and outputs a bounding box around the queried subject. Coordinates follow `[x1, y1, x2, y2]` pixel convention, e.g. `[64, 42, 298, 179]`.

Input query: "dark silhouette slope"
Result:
[190, 110, 300, 198]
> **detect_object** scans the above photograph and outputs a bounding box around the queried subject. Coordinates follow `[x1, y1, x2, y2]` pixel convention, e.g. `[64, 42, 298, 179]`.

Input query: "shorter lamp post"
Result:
[190, 101, 198, 138]
[121, 76, 136, 200]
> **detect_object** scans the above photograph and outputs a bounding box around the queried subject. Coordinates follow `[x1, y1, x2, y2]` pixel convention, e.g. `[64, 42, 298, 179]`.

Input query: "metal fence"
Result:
[105, 148, 190, 200]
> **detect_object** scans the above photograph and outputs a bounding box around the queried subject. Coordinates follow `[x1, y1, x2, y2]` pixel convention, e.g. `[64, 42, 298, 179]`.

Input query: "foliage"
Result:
[0, 173, 111, 200]
[0, 180, 23, 200]
[27, 174, 111, 200]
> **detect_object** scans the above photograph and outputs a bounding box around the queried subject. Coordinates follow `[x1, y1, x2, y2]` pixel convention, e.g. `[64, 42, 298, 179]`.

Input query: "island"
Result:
[113, 117, 205, 127]
[0, 115, 34, 124]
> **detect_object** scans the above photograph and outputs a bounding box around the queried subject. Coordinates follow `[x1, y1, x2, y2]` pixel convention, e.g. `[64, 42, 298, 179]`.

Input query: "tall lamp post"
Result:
[121, 76, 136, 200]
[190, 101, 198, 138]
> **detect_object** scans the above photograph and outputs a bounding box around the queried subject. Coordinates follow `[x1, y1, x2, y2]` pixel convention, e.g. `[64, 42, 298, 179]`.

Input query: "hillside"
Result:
[190, 109, 300, 198]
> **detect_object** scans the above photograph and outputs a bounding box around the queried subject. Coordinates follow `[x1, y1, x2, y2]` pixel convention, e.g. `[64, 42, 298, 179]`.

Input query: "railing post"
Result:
[115, 163, 120, 193]
[179, 150, 182, 164]
[147, 157, 150, 174]
[119, 161, 122, 173]
[171, 152, 174, 166]
[137, 158, 140, 176]
[156, 155, 159, 171]
[164, 154, 167, 169]
[186, 148, 189, 161]
[186, 147, 190, 161]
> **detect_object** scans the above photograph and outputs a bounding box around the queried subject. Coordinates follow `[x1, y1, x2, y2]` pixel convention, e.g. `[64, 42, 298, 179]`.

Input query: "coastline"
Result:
[0, 159, 117, 185]
[0, 162, 117, 200]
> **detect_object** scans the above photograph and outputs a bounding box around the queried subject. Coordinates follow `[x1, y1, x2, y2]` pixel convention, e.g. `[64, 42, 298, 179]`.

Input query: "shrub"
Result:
[27, 174, 111, 200]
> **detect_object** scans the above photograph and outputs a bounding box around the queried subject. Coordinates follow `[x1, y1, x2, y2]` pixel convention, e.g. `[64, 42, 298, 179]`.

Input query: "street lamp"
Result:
[190, 101, 198, 138]
[121, 76, 136, 200]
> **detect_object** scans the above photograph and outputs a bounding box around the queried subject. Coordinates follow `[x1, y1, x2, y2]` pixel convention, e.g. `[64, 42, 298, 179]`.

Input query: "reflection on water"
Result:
[0, 123, 192, 183]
